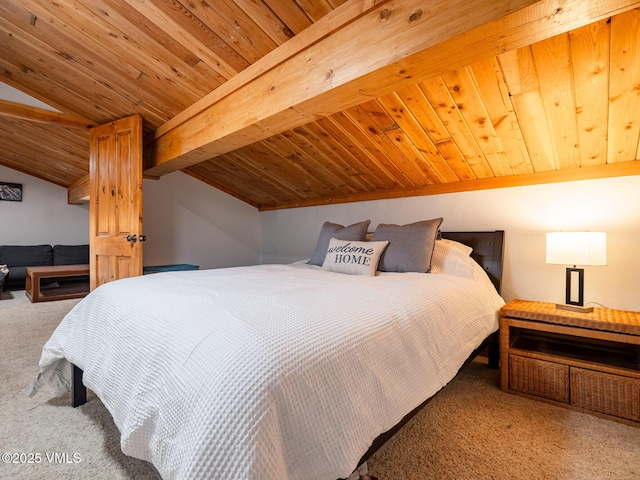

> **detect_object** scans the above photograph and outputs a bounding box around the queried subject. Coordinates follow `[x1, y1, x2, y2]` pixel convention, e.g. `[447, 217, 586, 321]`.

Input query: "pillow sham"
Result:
[431, 239, 475, 277]
[307, 220, 371, 266]
[322, 238, 389, 276]
[437, 238, 472, 256]
[372, 218, 443, 273]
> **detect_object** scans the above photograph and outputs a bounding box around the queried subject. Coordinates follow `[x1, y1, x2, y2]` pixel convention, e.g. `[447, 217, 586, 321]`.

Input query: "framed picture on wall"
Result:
[0, 182, 22, 202]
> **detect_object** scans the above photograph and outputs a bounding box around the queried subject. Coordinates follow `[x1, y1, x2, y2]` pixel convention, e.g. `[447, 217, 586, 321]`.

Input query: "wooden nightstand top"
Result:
[501, 299, 640, 336]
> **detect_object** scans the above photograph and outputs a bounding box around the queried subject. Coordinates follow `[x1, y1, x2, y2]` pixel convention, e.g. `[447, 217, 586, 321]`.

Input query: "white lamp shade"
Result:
[546, 232, 606, 266]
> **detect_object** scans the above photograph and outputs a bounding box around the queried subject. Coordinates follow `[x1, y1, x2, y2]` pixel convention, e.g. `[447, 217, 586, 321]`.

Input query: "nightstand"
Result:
[500, 299, 640, 427]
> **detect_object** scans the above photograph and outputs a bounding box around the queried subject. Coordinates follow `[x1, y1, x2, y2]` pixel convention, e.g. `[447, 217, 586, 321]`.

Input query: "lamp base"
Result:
[555, 303, 594, 314]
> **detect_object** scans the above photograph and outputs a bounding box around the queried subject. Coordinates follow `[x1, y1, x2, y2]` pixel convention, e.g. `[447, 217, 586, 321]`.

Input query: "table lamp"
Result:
[546, 232, 606, 313]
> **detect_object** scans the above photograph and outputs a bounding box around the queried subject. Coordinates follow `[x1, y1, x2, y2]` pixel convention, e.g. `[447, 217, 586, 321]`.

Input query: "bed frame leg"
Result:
[72, 364, 87, 407]
[487, 331, 500, 369]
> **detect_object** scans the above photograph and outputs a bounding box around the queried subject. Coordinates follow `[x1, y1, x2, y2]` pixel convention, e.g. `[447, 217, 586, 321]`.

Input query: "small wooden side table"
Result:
[500, 299, 640, 427]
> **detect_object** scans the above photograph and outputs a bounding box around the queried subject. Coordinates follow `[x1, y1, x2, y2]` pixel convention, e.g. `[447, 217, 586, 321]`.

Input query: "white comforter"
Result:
[34, 263, 504, 480]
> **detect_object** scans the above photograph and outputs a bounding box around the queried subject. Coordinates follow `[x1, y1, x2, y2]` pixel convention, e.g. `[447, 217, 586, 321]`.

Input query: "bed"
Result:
[27, 226, 505, 480]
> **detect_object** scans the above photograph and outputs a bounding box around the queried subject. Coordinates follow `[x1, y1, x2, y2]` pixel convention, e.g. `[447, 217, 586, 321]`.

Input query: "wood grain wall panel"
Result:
[499, 48, 557, 173]
[375, 93, 451, 184]
[262, 133, 349, 197]
[418, 77, 493, 180]
[261, 0, 312, 35]
[468, 58, 534, 175]
[0, 14, 133, 122]
[232, 0, 295, 45]
[217, 152, 296, 206]
[378, 123, 443, 186]
[394, 85, 449, 142]
[342, 106, 419, 188]
[176, 0, 277, 65]
[570, 19, 610, 168]
[0, 117, 88, 186]
[122, 0, 243, 79]
[326, 111, 407, 190]
[9, 0, 201, 116]
[285, 126, 362, 195]
[186, 159, 277, 207]
[99, 0, 201, 68]
[312, 118, 389, 191]
[293, 0, 335, 22]
[358, 100, 437, 186]
[442, 67, 514, 177]
[295, 123, 376, 193]
[531, 34, 580, 170]
[60, 0, 210, 100]
[393, 86, 464, 183]
[231, 142, 321, 200]
[608, 10, 640, 163]
[80, 0, 226, 92]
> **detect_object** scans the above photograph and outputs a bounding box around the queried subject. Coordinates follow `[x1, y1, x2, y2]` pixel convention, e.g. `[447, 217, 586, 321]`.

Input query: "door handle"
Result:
[139, 235, 147, 242]
[126, 234, 137, 243]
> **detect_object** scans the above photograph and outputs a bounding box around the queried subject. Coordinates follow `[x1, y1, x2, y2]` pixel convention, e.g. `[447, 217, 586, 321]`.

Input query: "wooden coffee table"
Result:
[25, 264, 90, 303]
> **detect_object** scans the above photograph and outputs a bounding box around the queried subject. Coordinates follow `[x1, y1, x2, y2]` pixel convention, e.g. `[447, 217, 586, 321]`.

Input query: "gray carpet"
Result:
[1, 289, 639, 480]
[0, 290, 157, 480]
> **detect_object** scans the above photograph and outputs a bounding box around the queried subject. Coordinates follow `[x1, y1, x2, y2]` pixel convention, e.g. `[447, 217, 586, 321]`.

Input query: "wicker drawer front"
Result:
[571, 368, 640, 421]
[509, 355, 569, 403]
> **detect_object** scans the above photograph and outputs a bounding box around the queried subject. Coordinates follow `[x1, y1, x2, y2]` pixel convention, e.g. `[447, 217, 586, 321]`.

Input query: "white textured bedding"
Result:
[33, 262, 504, 480]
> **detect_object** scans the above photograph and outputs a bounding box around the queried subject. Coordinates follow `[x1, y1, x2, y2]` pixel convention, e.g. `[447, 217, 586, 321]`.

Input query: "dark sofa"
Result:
[0, 244, 89, 296]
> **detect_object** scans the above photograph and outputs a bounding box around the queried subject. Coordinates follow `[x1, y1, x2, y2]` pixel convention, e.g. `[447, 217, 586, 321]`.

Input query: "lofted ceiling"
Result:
[1, 0, 639, 210]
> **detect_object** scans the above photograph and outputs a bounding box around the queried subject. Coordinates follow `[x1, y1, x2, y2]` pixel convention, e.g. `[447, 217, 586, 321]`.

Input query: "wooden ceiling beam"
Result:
[0, 99, 95, 129]
[143, 0, 640, 178]
[67, 174, 90, 205]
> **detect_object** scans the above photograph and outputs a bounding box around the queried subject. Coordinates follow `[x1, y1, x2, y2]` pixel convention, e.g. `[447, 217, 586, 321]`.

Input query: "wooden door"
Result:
[89, 114, 143, 291]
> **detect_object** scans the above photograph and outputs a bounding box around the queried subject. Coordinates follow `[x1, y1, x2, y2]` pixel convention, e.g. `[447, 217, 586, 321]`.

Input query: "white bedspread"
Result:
[33, 263, 504, 480]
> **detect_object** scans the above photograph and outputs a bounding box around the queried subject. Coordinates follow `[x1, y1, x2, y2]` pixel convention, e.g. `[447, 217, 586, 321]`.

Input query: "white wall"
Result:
[0, 165, 259, 269]
[143, 172, 260, 269]
[3, 157, 638, 311]
[0, 165, 89, 245]
[260, 175, 640, 312]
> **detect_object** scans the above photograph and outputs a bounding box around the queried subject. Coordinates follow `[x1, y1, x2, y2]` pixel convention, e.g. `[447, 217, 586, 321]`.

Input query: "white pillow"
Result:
[432, 239, 500, 295]
[438, 238, 472, 256]
[431, 239, 474, 277]
[322, 238, 389, 276]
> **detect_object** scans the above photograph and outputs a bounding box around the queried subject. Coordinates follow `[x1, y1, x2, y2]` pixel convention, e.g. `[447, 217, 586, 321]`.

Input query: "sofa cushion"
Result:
[53, 245, 89, 266]
[0, 245, 53, 268]
[0, 245, 54, 287]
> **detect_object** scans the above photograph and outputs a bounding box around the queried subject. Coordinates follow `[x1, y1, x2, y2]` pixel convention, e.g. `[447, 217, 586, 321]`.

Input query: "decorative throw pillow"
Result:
[322, 238, 389, 276]
[307, 220, 371, 266]
[372, 218, 443, 273]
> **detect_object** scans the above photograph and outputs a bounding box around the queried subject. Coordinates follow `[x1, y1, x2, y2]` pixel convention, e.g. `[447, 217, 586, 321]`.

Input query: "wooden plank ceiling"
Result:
[1, 0, 639, 210]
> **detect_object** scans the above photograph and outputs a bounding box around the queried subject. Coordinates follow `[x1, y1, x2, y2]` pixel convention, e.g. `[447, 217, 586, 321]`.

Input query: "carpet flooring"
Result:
[1, 289, 639, 480]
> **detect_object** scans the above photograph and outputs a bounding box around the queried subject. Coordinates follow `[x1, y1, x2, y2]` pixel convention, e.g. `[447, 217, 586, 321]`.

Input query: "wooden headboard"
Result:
[440, 230, 505, 294]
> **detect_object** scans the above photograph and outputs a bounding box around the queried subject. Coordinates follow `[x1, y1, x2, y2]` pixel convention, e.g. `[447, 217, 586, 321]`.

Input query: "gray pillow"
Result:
[53, 245, 89, 266]
[307, 220, 371, 266]
[372, 218, 443, 273]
